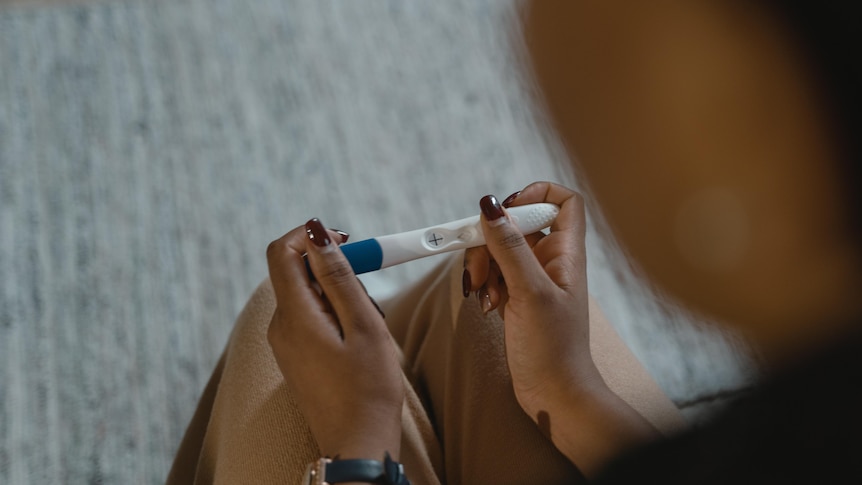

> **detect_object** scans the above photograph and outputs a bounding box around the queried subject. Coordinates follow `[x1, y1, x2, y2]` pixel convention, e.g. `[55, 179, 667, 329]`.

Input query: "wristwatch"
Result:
[301, 453, 411, 485]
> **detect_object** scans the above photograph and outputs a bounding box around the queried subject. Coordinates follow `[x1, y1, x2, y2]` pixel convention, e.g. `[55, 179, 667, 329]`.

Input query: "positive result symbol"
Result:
[428, 233, 444, 246]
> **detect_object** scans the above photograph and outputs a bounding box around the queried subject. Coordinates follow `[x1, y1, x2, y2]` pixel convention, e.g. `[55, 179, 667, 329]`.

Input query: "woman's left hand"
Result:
[266, 218, 404, 460]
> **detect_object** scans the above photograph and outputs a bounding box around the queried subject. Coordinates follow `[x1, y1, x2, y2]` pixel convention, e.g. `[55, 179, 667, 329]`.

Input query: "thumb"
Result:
[479, 194, 550, 295]
[305, 218, 382, 336]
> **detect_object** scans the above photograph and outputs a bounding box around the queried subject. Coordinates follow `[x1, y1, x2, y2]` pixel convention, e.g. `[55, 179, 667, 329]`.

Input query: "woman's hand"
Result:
[266, 218, 403, 461]
[464, 181, 659, 477]
[464, 182, 595, 418]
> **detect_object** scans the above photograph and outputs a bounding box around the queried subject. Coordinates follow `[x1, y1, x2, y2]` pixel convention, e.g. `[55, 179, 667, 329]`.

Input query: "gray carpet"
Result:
[0, 1, 758, 483]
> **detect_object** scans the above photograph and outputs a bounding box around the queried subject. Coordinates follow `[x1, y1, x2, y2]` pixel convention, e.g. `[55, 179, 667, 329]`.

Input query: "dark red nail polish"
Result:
[480, 195, 504, 221]
[502, 191, 521, 208]
[305, 218, 331, 247]
[462, 269, 471, 298]
[333, 229, 350, 243]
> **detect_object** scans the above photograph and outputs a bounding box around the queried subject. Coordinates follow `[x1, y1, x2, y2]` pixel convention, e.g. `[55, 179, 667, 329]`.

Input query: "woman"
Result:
[167, 0, 862, 483]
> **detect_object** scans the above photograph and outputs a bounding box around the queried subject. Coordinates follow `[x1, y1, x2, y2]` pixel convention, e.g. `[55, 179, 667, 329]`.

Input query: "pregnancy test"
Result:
[309, 203, 559, 278]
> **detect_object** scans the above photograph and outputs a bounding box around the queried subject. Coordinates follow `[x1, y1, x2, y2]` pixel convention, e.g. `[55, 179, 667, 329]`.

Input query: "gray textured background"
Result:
[1, 1, 758, 483]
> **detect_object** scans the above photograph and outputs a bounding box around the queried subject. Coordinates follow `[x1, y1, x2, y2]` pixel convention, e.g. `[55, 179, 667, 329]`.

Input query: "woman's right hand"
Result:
[464, 181, 659, 477]
[464, 182, 596, 419]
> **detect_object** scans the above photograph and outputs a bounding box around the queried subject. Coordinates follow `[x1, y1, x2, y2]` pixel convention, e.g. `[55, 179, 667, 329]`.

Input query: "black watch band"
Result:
[323, 453, 410, 485]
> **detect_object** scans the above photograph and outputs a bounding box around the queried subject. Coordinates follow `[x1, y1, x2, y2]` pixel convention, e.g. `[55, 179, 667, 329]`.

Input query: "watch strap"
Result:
[325, 459, 383, 483]
[324, 453, 410, 485]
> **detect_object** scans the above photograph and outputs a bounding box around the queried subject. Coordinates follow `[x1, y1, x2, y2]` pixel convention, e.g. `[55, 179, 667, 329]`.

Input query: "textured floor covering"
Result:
[1, 1, 757, 483]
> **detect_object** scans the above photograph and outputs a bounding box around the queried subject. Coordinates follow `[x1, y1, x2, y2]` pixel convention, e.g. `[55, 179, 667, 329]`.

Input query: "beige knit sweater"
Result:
[167, 255, 685, 484]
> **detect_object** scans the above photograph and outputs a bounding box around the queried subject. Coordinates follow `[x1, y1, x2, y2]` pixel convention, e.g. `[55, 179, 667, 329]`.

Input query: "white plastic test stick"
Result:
[325, 203, 560, 276]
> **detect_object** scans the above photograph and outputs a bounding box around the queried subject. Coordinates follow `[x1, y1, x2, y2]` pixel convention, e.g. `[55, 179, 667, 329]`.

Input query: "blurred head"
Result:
[524, 0, 862, 362]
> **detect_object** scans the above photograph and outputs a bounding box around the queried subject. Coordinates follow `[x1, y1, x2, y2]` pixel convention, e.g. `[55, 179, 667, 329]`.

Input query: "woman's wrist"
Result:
[516, 354, 604, 422]
[534, 374, 661, 478]
[320, 422, 402, 462]
[312, 400, 402, 458]
[329, 443, 401, 462]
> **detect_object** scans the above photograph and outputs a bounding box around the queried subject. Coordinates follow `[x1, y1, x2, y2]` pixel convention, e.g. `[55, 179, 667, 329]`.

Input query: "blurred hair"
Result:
[770, 1, 861, 235]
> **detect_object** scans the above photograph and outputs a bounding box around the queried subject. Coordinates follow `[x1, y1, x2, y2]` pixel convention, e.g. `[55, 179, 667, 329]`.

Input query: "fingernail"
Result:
[502, 191, 521, 208]
[480, 195, 506, 225]
[332, 229, 350, 243]
[462, 269, 471, 298]
[476, 286, 492, 314]
[305, 218, 331, 248]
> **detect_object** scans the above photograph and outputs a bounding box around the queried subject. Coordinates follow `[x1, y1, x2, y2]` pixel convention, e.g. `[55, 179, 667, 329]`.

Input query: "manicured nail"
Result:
[305, 218, 331, 248]
[476, 286, 492, 314]
[332, 229, 350, 243]
[462, 269, 471, 298]
[502, 191, 521, 208]
[480, 195, 506, 225]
